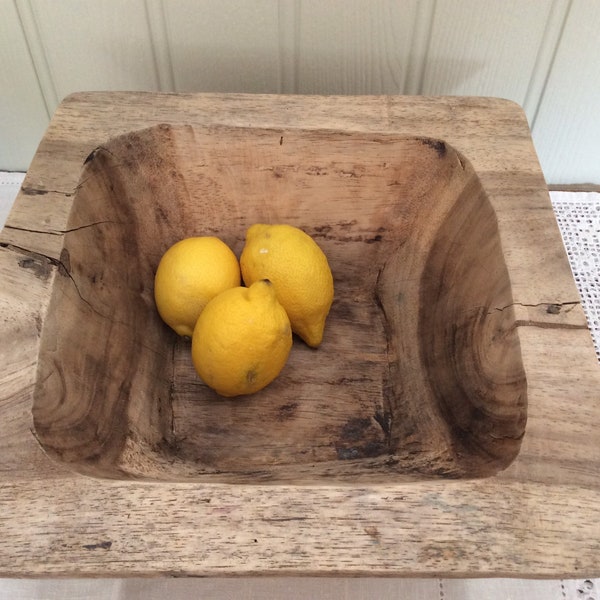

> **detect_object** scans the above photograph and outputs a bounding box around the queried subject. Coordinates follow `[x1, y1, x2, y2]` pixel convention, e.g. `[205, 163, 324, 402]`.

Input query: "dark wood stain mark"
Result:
[365, 234, 382, 244]
[83, 540, 112, 551]
[419, 138, 447, 158]
[18, 256, 52, 280]
[341, 417, 373, 442]
[338, 219, 357, 231]
[373, 410, 392, 437]
[336, 441, 386, 460]
[364, 526, 381, 543]
[305, 166, 328, 176]
[277, 402, 298, 421]
[335, 417, 388, 460]
[21, 187, 48, 196]
[84, 148, 98, 165]
[59, 247, 71, 275]
[263, 516, 308, 523]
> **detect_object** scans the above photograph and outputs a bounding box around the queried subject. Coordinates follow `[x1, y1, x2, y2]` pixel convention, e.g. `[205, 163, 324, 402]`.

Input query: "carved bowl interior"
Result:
[32, 124, 527, 482]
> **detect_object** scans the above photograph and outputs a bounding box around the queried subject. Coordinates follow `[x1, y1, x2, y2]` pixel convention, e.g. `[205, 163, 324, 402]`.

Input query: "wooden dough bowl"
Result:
[33, 124, 526, 482]
[1, 93, 599, 577]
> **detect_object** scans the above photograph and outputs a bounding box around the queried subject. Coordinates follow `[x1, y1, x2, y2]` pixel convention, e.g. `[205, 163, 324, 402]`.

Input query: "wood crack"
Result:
[1, 242, 106, 320]
[3, 220, 119, 237]
[489, 300, 587, 330]
[4, 224, 64, 237]
[491, 300, 581, 314]
[514, 319, 588, 330]
[1, 242, 61, 270]
[374, 264, 395, 455]
[20, 186, 74, 197]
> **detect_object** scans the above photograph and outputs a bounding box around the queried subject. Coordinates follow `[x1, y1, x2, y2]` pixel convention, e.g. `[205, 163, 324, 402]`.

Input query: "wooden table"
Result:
[0, 93, 599, 577]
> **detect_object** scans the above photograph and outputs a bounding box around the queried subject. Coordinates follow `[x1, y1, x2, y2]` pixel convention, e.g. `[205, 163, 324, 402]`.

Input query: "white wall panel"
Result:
[521, 0, 571, 120]
[1, 0, 599, 181]
[162, 0, 281, 93]
[0, 0, 49, 171]
[422, 0, 555, 119]
[295, 0, 424, 95]
[532, 0, 600, 184]
[23, 0, 159, 113]
[145, 0, 175, 92]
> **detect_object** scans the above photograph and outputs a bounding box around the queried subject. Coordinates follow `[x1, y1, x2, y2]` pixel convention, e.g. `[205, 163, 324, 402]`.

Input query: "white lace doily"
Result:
[550, 191, 600, 360]
[0, 172, 25, 230]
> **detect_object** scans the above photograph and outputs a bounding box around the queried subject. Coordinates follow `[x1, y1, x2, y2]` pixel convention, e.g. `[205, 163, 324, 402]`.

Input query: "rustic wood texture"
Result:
[0, 92, 599, 577]
[31, 125, 526, 482]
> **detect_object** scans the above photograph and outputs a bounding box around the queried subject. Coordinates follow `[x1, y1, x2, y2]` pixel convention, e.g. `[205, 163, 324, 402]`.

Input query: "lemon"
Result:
[154, 236, 240, 337]
[240, 224, 334, 348]
[191, 280, 292, 397]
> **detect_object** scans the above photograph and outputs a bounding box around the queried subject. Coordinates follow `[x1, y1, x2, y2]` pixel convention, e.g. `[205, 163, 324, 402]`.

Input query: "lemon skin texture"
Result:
[154, 236, 240, 337]
[240, 224, 334, 348]
[191, 280, 293, 397]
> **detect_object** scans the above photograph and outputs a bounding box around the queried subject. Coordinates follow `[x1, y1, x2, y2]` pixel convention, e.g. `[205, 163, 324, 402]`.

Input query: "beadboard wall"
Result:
[1, 0, 599, 183]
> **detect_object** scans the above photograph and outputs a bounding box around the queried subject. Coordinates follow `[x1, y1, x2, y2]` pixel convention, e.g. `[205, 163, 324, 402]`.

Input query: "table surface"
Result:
[1, 170, 598, 598]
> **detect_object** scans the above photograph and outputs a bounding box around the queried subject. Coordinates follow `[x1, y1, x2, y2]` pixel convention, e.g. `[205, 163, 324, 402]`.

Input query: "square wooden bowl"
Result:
[1, 93, 598, 577]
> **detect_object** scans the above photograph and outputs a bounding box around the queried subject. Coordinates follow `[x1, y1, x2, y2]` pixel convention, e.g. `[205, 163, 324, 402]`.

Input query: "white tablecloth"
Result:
[1, 172, 598, 599]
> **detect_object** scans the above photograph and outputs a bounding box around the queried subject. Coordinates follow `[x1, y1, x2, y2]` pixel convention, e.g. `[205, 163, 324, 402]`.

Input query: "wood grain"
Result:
[32, 125, 527, 482]
[0, 92, 599, 576]
[26, 125, 524, 482]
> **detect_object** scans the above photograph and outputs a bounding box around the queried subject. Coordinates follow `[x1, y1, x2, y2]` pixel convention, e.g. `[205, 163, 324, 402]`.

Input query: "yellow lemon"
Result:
[191, 280, 292, 397]
[154, 236, 240, 337]
[240, 224, 334, 348]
